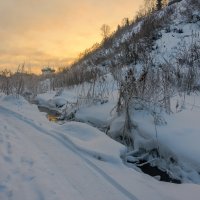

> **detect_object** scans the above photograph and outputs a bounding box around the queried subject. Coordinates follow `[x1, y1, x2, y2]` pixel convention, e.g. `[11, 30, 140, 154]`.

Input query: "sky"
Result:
[0, 0, 144, 74]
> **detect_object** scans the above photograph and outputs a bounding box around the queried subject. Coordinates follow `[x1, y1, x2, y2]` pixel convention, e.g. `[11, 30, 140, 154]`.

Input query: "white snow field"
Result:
[1, 95, 200, 200]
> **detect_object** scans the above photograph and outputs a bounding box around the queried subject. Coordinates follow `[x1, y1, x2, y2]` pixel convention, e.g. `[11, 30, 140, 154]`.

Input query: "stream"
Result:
[37, 104, 183, 184]
[37, 105, 62, 121]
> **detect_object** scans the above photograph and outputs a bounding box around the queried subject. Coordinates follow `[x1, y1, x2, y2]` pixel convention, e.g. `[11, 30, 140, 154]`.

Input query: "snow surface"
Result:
[1, 0, 200, 199]
[1, 94, 200, 199]
[37, 77, 200, 183]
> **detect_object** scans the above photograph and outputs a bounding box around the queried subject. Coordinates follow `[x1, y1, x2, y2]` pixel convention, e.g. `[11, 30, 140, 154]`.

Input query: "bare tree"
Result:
[0, 69, 12, 95]
[14, 64, 26, 97]
[100, 24, 111, 40]
[144, 0, 156, 14]
[121, 18, 130, 27]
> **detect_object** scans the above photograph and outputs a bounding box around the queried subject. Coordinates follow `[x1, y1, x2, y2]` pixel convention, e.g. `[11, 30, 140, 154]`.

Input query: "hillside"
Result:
[0, 0, 200, 199]
[38, 0, 200, 183]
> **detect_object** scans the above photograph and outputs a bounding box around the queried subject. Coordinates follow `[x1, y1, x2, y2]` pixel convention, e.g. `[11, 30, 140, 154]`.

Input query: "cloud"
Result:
[0, 0, 144, 73]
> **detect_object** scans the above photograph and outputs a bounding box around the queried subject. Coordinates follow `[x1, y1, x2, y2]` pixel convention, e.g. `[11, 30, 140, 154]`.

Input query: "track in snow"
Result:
[0, 106, 137, 200]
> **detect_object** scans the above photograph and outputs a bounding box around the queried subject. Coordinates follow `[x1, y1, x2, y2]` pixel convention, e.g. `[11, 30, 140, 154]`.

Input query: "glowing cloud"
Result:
[0, 0, 143, 74]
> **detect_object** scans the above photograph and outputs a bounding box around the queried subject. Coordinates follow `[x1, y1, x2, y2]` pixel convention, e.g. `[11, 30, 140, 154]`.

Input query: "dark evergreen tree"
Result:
[156, 0, 162, 10]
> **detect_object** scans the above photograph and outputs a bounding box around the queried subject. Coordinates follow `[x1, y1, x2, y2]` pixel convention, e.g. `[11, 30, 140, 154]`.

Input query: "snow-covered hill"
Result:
[0, 0, 200, 199]
[33, 0, 200, 185]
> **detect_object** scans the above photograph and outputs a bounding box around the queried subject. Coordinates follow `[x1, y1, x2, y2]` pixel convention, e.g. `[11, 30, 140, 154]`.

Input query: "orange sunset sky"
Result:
[0, 0, 144, 74]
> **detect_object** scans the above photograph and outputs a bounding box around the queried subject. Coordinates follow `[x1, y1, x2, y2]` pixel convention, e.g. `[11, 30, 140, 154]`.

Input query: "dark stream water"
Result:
[38, 105, 61, 116]
[138, 160, 181, 184]
[37, 105, 62, 121]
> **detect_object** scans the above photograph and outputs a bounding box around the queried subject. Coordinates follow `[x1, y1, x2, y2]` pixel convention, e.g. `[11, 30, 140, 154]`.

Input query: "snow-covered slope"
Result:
[1, 95, 200, 200]
[37, 79, 200, 182]
[1, 0, 200, 199]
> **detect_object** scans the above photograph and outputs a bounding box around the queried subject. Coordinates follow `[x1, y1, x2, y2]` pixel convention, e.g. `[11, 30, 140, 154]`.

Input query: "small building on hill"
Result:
[41, 67, 55, 76]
